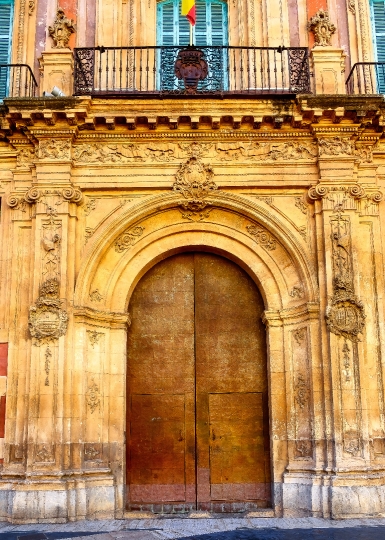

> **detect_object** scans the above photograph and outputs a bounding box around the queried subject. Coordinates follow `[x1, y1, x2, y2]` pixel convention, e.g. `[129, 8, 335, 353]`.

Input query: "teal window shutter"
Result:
[157, 0, 228, 46]
[0, 0, 13, 100]
[372, 0, 385, 61]
[371, 0, 385, 91]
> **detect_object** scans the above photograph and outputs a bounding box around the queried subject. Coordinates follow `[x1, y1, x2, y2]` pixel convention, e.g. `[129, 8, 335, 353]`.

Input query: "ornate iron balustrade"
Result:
[346, 62, 385, 95]
[74, 46, 311, 97]
[0, 64, 38, 101]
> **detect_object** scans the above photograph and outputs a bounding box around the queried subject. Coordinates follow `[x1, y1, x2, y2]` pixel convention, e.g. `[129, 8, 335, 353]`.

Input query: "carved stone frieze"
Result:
[318, 136, 353, 156]
[72, 141, 318, 164]
[48, 8, 76, 49]
[308, 9, 336, 46]
[115, 226, 145, 253]
[39, 139, 71, 160]
[173, 156, 217, 221]
[86, 380, 101, 414]
[246, 224, 276, 251]
[29, 278, 68, 345]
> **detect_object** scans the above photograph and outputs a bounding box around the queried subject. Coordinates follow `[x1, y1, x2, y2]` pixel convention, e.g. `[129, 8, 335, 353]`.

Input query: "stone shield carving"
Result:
[29, 279, 68, 343]
[326, 296, 365, 343]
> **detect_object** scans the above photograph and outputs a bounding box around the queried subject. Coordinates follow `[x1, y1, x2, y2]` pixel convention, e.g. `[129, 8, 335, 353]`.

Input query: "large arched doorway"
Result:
[126, 252, 271, 513]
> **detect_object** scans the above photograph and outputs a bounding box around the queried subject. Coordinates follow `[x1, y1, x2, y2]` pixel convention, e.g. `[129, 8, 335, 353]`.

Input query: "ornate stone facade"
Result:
[1, 0, 385, 526]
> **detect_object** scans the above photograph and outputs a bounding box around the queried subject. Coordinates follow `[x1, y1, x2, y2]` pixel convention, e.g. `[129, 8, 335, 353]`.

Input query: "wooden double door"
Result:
[126, 252, 271, 513]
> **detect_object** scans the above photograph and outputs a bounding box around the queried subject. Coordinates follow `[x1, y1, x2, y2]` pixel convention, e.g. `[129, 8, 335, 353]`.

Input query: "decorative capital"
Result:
[48, 8, 76, 49]
[308, 9, 336, 47]
[7, 186, 83, 210]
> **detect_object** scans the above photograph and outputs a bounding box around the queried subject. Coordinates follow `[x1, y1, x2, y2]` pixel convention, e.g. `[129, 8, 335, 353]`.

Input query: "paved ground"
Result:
[1, 517, 385, 540]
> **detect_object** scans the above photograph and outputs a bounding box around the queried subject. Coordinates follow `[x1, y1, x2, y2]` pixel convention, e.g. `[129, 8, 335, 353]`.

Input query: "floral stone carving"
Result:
[173, 156, 217, 221]
[48, 8, 76, 49]
[29, 278, 68, 345]
[308, 9, 336, 46]
[246, 224, 276, 251]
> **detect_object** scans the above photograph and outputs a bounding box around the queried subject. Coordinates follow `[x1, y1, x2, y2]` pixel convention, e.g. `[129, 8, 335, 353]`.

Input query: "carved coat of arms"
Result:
[29, 279, 68, 344]
[173, 156, 217, 220]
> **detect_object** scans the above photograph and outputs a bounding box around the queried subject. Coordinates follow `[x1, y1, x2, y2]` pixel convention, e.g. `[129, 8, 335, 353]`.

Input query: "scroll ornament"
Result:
[29, 278, 68, 344]
[308, 9, 336, 46]
[48, 8, 76, 49]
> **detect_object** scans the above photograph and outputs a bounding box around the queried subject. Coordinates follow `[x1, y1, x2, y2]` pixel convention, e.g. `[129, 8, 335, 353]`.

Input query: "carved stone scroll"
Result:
[246, 224, 276, 251]
[115, 226, 145, 253]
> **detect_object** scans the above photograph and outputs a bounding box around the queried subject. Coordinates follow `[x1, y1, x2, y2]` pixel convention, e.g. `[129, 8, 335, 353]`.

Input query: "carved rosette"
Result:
[29, 279, 68, 345]
[246, 224, 276, 251]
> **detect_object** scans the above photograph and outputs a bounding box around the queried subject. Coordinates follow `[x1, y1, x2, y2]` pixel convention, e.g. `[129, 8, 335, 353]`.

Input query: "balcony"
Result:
[0, 64, 38, 101]
[73, 45, 311, 97]
[346, 62, 385, 94]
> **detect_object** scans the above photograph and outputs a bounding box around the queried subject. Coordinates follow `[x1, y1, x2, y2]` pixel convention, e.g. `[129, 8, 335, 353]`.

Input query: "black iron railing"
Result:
[346, 62, 385, 94]
[74, 46, 311, 96]
[0, 64, 38, 101]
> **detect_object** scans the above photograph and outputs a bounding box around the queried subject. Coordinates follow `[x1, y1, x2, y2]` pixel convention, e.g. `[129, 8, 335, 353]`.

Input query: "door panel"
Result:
[127, 252, 271, 513]
[194, 254, 270, 511]
[127, 254, 196, 512]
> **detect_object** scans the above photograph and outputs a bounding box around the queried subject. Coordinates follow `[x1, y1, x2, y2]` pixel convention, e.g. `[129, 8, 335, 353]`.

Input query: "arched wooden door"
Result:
[126, 252, 271, 513]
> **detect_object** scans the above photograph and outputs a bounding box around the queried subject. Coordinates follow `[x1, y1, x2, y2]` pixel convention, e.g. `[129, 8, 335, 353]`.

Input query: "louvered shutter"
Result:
[0, 0, 13, 100]
[372, 0, 385, 92]
[157, 0, 228, 46]
[157, 0, 228, 90]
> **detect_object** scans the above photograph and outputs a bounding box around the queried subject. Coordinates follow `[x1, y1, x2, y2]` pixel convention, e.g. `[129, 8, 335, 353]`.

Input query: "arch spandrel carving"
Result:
[74, 192, 318, 315]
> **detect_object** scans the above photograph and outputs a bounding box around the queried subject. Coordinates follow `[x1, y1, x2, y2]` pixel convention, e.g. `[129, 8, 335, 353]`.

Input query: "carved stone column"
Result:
[308, 174, 385, 517]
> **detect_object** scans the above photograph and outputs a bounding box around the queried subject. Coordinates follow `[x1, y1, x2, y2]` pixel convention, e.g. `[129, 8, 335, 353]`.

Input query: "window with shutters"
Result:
[157, 0, 228, 91]
[371, 0, 385, 92]
[0, 0, 13, 100]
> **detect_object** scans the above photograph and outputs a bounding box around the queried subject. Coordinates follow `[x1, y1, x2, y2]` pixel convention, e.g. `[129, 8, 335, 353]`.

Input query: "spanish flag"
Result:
[181, 0, 196, 26]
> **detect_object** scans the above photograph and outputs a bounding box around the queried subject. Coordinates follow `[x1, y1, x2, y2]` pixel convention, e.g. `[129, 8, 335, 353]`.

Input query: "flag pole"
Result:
[190, 22, 193, 46]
